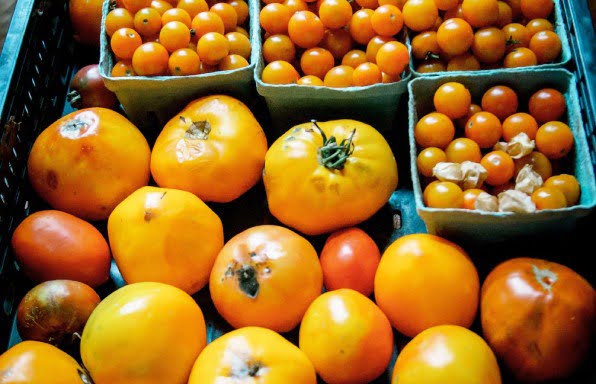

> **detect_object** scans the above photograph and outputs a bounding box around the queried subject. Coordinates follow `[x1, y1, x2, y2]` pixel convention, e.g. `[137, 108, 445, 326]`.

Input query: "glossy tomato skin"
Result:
[392, 325, 502, 384]
[11, 210, 111, 287]
[319, 227, 380, 296]
[69, 0, 103, 46]
[150, 95, 268, 203]
[81, 282, 206, 384]
[264, 119, 398, 236]
[299, 289, 394, 384]
[68, 64, 118, 109]
[209, 225, 323, 333]
[481, 257, 595, 383]
[17, 280, 100, 347]
[0, 340, 91, 384]
[107, 186, 224, 295]
[27, 108, 151, 221]
[188, 327, 317, 384]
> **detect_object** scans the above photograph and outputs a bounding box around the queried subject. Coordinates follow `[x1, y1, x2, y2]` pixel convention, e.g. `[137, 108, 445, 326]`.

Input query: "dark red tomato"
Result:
[17, 280, 101, 348]
[67, 65, 118, 109]
[319, 227, 381, 297]
[481, 257, 595, 382]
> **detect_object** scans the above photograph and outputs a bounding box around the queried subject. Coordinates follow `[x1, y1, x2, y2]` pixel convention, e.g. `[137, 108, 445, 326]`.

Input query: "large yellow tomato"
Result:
[80, 282, 206, 384]
[150, 95, 268, 203]
[0, 340, 91, 384]
[209, 225, 323, 333]
[299, 289, 394, 384]
[107, 186, 224, 294]
[27, 108, 151, 221]
[263, 119, 398, 236]
[374, 233, 479, 337]
[392, 325, 502, 384]
[188, 327, 317, 384]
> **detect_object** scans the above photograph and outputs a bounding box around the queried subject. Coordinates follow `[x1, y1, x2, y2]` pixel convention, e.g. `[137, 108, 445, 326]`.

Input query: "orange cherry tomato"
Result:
[502, 112, 538, 141]
[160, 20, 192, 52]
[462, 188, 486, 210]
[323, 65, 354, 88]
[262, 34, 296, 63]
[320, 28, 354, 60]
[447, 53, 481, 71]
[297, 75, 323, 86]
[502, 22, 530, 51]
[423, 181, 465, 208]
[262, 60, 300, 84]
[177, 0, 209, 17]
[520, 0, 553, 19]
[402, 0, 438, 32]
[228, 0, 249, 24]
[365, 35, 396, 63]
[416, 147, 447, 177]
[462, 0, 499, 28]
[134, 7, 163, 37]
[349, 9, 376, 45]
[341, 49, 368, 68]
[471, 27, 506, 64]
[69, 0, 103, 46]
[529, 30, 562, 64]
[531, 186, 567, 209]
[496, 0, 513, 28]
[300, 47, 335, 79]
[299, 289, 394, 384]
[437, 18, 474, 56]
[209, 225, 323, 333]
[481, 150, 515, 186]
[197, 31, 230, 65]
[535, 121, 574, 159]
[168, 48, 201, 75]
[105, 8, 135, 37]
[288, 10, 325, 48]
[161, 7, 193, 27]
[410, 31, 440, 61]
[319, 227, 381, 296]
[352, 62, 382, 86]
[465, 111, 503, 148]
[544, 174, 580, 206]
[319, 0, 353, 29]
[111, 27, 143, 59]
[528, 87, 566, 123]
[375, 234, 480, 337]
[526, 18, 554, 37]
[191, 11, 225, 38]
[481, 257, 595, 382]
[375, 41, 409, 76]
[111, 60, 137, 76]
[151, 0, 174, 15]
[260, 3, 291, 34]
[481, 85, 519, 121]
[218, 53, 249, 70]
[414, 112, 455, 149]
[445, 137, 482, 163]
[433, 81, 472, 119]
[371, 4, 404, 37]
[132, 41, 170, 75]
[503, 47, 538, 68]
[225, 31, 251, 59]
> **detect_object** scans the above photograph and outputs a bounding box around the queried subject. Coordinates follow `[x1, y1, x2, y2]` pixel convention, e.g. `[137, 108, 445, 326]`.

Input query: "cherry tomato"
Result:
[544, 174, 580, 206]
[197, 31, 230, 65]
[297, 75, 324, 86]
[433, 81, 471, 119]
[528, 87, 566, 123]
[134, 7, 163, 37]
[341, 49, 368, 68]
[402, 0, 438, 32]
[191, 11, 225, 39]
[529, 30, 562, 64]
[465, 112, 502, 148]
[437, 18, 474, 56]
[371, 4, 404, 37]
[503, 47, 537, 68]
[300, 47, 335, 80]
[349, 9, 376, 45]
[502, 112, 538, 141]
[218, 54, 249, 70]
[462, 188, 486, 210]
[160, 20, 192, 52]
[526, 18, 554, 37]
[105, 8, 134, 37]
[472, 27, 506, 64]
[535, 121, 574, 160]
[260, 3, 291, 34]
[288, 10, 325, 48]
[481, 150, 515, 186]
[411, 31, 439, 61]
[447, 53, 481, 71]
[352, 62, 382, 86]
[319, 0, 353, 29]
[225, 31, 251, 59]
[481, 85, 518, 121]
[496, 1, 512, 28]
[531, 186, 567, 209]
[262, 60, 300, 84]
[415, 112, 455, 149]
[161, 7, 192, 27]
[462, 0, 498, 28]
[502, 22, 530, 51]
[132, 42, 170, 75]
[228, 0, 249, 24]
[320, 28, 354, 60]
[262, 34, 296, 63]
[424, 181, 464, 208]
[375, 41, 409, 76]
[111, 27, 143, 60]
[177, 0, 209, 17]
[416, 59, 446, 73]
[323, 65, 354, 88]
[520, 0, 553, 19]
[416, 147, 447, 177]
[445, 137, 482, 163]
[111, 60, 137, 77]
[168, 48, 201, 75]
[366, 35, 397, 63]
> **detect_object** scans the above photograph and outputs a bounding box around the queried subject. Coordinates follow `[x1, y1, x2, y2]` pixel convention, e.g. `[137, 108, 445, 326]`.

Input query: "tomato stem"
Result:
[184, 120, 211, 140]
[66, 90, 82, 109]
[311, 120, 355, 170]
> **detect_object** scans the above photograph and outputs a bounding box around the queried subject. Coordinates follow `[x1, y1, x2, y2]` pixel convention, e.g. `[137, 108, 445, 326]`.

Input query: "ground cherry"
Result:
[531, 186, 567, 210]
[465, 111, 503, 148]
[417, 147, 447, 177]
[462, 188, 486, 210]
[481, 150, 515, 186]
[132, 41, 169, 75]
[434, 82, 471, 119]
[445, 137, 482, 163]
[535, 121, 574, 160]
[513, 151, 552, 181]
[262, 60, 300, 84]
[544, 174, 580, 206]
[424, 181, 464, 208]
[415, 112, 455, 149]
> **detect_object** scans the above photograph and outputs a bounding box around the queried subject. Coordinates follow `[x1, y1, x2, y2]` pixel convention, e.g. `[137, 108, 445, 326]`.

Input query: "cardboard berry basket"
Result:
[98, 0, 261, 130]
[408, 68, 596, 243]
[254, 28, 411, 136]
[408, 0, 572, 77]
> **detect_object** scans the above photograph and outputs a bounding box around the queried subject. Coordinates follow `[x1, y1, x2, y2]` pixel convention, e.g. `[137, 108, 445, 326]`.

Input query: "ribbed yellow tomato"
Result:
[188, 327, 317, 384]
[80, 282, 206, 384]
[263, 119, 398, 236]
[107, 186, 224, 294]
[150, 95, 268, 203]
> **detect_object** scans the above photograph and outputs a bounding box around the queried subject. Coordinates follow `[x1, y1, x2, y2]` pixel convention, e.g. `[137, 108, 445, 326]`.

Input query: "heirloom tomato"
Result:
[11, 210, 111, 287]
[67, 64, 118, 110]
[299, 289, 393, 384]
[27, 108, 151, 221]
[374, 234, 479, 337]
[188, 327, 317, 384]
[392, 325, 502, 384]
[263, 119, 398, 236]
[81, 282, 206, 384]
[150, 95, 268, 203]
[107, 186, 224, 295]
[481, 257, 595, 382]
[0, 341, 91, 384]
[69, 0, 103, 46]
[209, 225, 323, 333]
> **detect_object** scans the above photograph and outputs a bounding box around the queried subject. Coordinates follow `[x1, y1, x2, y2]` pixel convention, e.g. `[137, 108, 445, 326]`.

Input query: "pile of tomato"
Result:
[415, 81, 580, 211]
[258, 0, 409, 86]
[407, 0, 563, 73]
[104, 0, 251, 76]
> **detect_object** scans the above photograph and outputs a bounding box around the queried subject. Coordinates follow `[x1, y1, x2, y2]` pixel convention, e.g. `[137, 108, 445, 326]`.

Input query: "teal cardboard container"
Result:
[408, 0, 571, 77]
[254, 29, 410, 136]
[408, 68, 596, 243]
[99, 0, 261, 129]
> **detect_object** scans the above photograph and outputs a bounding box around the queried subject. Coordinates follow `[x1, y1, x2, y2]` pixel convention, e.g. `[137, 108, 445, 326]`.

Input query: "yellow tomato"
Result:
[263, 119, 398, 236]
[188, 327, 317, 384]
[392, 325, 502, 384]
[80, 282, 206, 384]
[0, 341, 90, 384]
[150, 95, 268, 203]
[107, 186, 224, 294]
[299, 289, 394, 384]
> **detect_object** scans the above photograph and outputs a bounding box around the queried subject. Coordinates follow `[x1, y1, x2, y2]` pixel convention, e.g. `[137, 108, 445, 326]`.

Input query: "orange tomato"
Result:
[299, 289, 393, 384]
[544, 174, 580, 206]
[374, 234, 479, 337]
[107, 186, 224, 294]
[535, 121, 574, 159]
[11, 210, 111, 287]
[392, 325, 502, 384]
[189, 327, 317, 383]
[209, 225, 323, 333]
[69, 0, 103, 46]
[27, 108, 151, 221]
[0, 340, 91, 383]
[481, 257, 595, 382]
[81, 282, 206, 384]
[150, 95, 268, 202]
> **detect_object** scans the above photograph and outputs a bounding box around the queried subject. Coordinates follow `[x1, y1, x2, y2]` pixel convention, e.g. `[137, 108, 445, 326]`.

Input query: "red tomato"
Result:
[481, 257, 595, 382]
[319, 227, 381, 297]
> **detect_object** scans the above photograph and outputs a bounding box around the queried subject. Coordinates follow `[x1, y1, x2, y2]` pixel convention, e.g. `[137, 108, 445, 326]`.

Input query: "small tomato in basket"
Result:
[150, 95, 268, 203]
[0, 340, 92, 384]
[16, 280, 101, 348]
[481, 257, 595, 383]
[263, 119, 398, 236]
[67, 64, 118, 110]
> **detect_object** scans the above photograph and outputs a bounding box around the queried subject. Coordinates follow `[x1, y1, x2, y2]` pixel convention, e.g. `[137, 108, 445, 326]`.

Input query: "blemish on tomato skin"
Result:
[46, 171, 58, 190]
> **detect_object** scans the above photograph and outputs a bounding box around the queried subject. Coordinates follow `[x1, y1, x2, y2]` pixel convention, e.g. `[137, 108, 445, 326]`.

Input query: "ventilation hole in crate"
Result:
[22, 104, 29, 118]
[2, 178, 9, 189]
[0, 194, 6, 206]
[392, 210, 402, 230]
